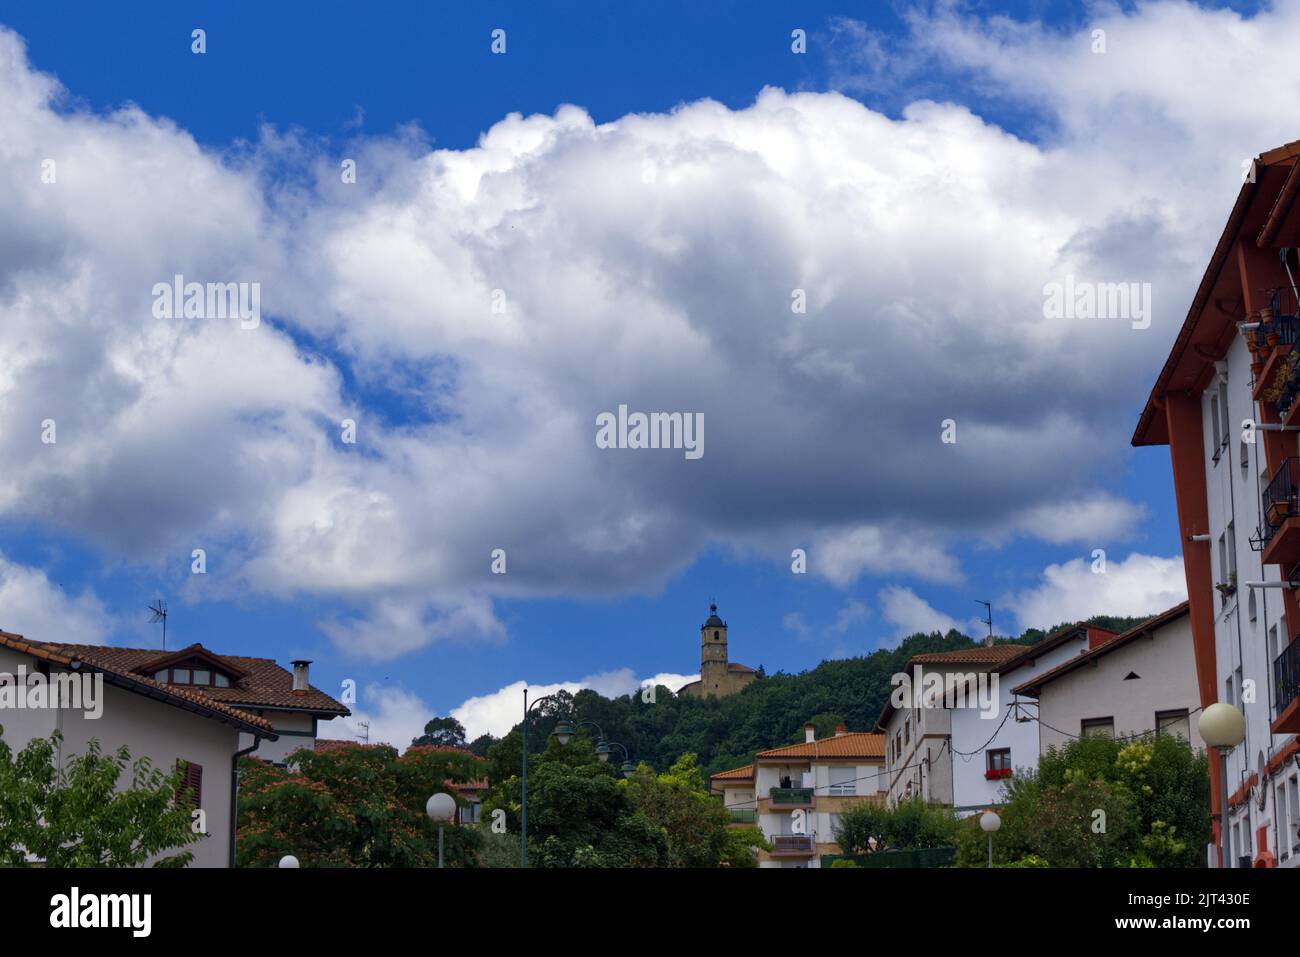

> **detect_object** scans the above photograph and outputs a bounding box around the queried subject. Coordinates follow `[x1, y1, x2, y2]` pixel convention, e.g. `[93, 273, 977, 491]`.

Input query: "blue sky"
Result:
[4, 0, 1282, 743]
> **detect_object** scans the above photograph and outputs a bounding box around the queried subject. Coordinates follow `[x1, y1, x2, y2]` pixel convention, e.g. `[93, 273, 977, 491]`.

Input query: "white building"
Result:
[949, 623, 1120, 816]
[712, 723, 886, 868]
[1134, 139, 1300, 868]
[0, 633, 348, 867]
[877, 645, 1026, 809]
[1011, 604, 1204, 756]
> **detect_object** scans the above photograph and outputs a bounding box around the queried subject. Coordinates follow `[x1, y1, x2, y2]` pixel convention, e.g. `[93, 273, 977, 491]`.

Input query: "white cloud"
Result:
[325, 684, 430, 752]
[0, 553, 109, 645]
[878, 585, 962, 639]
[451, 669, 699, 740]
[0, 1, 1287, 658]
[1009, 493, 1148, 546]
[1006, 552, 1187, 631]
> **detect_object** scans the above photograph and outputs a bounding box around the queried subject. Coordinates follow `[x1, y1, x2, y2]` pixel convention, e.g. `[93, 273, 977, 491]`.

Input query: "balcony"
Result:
[728, 808, 756, 825]
[1260, 459, 1300, 568]
[769, 787, 815, 808]
[769, 835, 815, 856]
[1272, 638, 1300, 735]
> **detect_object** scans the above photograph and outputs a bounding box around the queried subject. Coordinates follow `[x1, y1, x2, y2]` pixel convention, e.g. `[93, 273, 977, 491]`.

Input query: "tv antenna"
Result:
[975, 600, 993, 647]
[356, 720, 370, 745]
[147, 599, 168, 650]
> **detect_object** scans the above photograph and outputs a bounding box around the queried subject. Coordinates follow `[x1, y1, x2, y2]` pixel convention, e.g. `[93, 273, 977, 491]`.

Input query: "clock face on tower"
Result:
[704, 644, 724, 660]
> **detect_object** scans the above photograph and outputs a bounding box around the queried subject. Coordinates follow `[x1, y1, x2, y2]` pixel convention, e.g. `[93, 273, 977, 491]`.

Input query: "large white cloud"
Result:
[0, 553, 109, 645]
[0, 2, 1285, 659]
[1005, 552, 1188, 630]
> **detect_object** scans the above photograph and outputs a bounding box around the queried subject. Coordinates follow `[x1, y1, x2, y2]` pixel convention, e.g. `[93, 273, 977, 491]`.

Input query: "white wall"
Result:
[950, 634, 1089, 814]
[0, 647, 241, 867]
[239, 709, 321, 765]
[1207, 329, 1298, 865]
[1036, 614, 1203, 754]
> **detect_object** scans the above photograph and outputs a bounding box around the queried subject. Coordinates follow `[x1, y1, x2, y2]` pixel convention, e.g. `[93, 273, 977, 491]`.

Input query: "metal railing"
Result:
[728, 808, 756, 824]
[770, 835, 814, 854]
[1274, 637, 1300, 719]
[1261, 458, 1300, 549]
[769, 787, 814, 805]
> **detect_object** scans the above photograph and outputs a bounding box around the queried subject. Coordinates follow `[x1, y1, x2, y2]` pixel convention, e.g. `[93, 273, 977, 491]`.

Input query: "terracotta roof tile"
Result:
[31, 642, 349, 715]
[0, 632, 276, 735]
[908, 645, 1028, 666]
[756, 731, 885, 761]
[710, 764, 755, 781]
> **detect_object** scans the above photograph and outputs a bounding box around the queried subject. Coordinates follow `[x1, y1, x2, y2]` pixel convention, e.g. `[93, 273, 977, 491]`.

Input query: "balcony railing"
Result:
[1253, 287, 1300, 350]
[769, 787, 814, 805]
[728, 808, 756, 824]
[1274, 638, 1300, 720]
[1260, 458, 1300, 550]
[770, 835, 814, 855]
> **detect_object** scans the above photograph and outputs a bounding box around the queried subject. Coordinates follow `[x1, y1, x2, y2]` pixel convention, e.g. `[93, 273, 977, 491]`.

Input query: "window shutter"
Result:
[176, 760, 203, 809]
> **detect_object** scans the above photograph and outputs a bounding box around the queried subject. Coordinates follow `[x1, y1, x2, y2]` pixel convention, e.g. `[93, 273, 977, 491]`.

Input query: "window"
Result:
[828, 766, 856, 795]
[154, 670, 167, 682]
[987, 748, 1012, 772]
[175, 760, 202, 810]
[1081, 717, 1115, 738]
[904, 718, 910, 747]
[1248, 588, 1257, 623]
[214, 672, 230, 688]
[1289, 776, 1300, 855]
[895, 731, 902, 760]
[1156, 709, 1191, 742]
[173, 668, 191, 684]
[1211, 394, 1222, 455]
[192, 669, 210, 685]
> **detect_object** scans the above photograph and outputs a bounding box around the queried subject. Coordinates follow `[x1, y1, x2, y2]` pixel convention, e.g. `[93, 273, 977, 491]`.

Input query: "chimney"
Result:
[835, 723, 848, 736]
[291, 660, 311, 694]
[804, 723, 816, 743]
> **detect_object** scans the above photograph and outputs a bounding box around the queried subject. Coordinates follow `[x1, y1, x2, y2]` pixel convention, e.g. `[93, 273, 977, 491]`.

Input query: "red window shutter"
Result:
[176, 760, 203, 809]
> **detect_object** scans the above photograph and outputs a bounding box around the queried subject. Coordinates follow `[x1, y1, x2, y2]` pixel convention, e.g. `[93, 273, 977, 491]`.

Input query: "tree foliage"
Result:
[0, 728, 198, 867]
[833, 798, 957, 856]
[236, 742, 484, 867]
[411, 716, 467, 749]
[954, 734, 1210, 867]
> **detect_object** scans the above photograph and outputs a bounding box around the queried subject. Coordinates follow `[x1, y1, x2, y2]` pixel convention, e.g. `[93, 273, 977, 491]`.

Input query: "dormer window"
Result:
[137, 644, 248, 691]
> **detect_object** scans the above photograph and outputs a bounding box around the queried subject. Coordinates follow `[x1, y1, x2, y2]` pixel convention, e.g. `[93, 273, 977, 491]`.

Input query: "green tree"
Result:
[411, 716, 467, 748]
[832, 798, 956, 855]
[623, 753, 757, 867]
[0, 728, 199, 867]
[236, 742, 483, 867]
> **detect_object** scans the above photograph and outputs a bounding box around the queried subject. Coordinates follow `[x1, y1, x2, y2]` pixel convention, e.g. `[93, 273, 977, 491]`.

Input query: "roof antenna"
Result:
[147, 599, 168, 650]
[356, 720, 370, 745]
[975, 600, 993, 647]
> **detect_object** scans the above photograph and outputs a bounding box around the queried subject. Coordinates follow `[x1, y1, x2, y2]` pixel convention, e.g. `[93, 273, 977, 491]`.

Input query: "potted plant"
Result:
[1216, 572, 1237, 600]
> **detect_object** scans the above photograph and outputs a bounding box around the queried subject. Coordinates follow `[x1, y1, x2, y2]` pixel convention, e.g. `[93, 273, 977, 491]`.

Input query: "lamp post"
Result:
[278, 854, 299, 869]
[1199, 702, 1247, 868]
[579, 720, 636, 779]
[426, 792, 457, 868]
[979, 810, 1001, 868]
[520, 689, 576, 868]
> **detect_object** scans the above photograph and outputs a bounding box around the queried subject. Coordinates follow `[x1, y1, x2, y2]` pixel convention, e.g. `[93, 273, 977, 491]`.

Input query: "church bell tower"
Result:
[701, 602, 729, 686]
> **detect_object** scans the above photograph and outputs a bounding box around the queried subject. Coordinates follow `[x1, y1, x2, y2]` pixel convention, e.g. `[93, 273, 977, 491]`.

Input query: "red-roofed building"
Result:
[710, 723, 886, 868]
[0, 631, 349, 867]
[1133, 140, 1300, 868]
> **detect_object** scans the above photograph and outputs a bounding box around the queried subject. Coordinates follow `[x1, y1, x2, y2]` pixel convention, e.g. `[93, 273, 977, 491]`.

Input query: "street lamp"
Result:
[575, 720, 635, 779]
[278, 854, 299, 869]
[426, 792, 457, 869]
[979, 810, 1001, 868]
[1199, 702, 1247, 868]
[520, 689, 579, 868]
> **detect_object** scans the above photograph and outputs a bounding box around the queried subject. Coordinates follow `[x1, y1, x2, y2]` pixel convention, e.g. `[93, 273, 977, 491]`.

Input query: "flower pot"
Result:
[1268, 332, 1281, 348]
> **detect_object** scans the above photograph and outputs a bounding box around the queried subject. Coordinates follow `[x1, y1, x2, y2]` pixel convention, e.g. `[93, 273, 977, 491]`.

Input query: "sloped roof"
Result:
[907, 645, 1028, 666]
[710, 763, 755, 782]
[1134, 139, 1300, 447]
[0, 632, 277, 736]
[34, 641, 349, 715]
[755, 731, 885, 761]
[1011, 602, 1191, 697]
